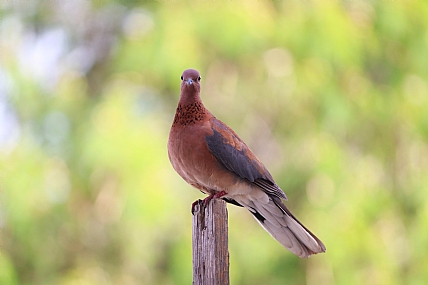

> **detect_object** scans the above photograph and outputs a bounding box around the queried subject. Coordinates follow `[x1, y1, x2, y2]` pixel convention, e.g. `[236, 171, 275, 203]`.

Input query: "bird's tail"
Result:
[238, 196, 326, 258]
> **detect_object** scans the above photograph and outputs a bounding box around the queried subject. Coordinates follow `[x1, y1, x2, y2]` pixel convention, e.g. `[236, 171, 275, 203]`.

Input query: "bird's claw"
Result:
[191, 191, 227, 215]
[191, 199, 202, 215]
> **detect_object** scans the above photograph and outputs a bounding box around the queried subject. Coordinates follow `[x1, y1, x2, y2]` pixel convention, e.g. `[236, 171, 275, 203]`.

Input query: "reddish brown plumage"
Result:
[168, 69, 326, 258]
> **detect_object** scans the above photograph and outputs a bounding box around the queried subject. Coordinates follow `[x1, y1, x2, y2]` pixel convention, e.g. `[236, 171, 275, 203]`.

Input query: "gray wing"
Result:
[205, 119, 287, 200]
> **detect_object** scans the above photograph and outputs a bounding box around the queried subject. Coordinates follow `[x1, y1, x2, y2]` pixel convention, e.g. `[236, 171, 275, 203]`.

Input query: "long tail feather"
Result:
[238, 196, 326, 258]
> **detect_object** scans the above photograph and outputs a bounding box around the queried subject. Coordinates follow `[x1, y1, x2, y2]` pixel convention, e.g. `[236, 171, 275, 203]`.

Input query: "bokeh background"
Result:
[2, 1, 428, 284]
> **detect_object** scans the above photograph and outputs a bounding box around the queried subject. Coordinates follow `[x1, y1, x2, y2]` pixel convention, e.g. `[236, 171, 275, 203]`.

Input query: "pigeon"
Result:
[168, 69, 326, 258]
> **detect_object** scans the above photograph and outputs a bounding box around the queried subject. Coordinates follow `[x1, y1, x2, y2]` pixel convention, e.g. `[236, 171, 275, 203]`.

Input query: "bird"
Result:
[168, 68, 326, 258]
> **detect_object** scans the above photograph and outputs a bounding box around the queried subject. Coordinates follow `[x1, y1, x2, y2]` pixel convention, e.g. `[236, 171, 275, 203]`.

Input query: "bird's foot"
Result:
[191, 199, 202, 215]
[191, 191, 227, 215]
[203, 190, 227, 206]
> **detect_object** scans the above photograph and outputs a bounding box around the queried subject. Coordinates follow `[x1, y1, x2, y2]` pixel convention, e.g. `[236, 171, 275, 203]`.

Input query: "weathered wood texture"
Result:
[192, 199, 230, 285]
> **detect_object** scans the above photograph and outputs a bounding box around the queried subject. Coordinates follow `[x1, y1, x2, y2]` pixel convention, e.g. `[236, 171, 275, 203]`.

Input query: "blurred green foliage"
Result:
[1, 1, 428, 284]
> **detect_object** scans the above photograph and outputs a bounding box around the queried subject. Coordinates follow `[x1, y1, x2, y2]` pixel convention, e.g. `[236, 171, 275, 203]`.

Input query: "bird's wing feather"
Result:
[205, 119, 287, 200]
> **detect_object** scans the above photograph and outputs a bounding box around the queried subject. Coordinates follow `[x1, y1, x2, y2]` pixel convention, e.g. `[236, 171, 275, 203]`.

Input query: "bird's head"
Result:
[180, 69, 201, 97]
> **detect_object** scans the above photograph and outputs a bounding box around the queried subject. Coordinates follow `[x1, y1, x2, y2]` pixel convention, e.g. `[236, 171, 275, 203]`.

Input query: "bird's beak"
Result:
[186, 78, 193, 85]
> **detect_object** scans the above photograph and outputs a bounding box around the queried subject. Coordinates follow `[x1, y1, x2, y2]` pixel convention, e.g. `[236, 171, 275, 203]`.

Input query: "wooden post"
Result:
[192, 199, 230, 285]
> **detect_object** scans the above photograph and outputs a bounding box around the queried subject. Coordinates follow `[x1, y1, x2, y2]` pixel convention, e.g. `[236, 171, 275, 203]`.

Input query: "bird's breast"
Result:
[172, 102, 206, 127]
[168, 122, 244, 195]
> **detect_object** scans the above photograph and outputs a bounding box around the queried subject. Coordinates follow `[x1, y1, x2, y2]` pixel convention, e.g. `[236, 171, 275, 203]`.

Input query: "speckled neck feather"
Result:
[173, 102, 206, 126]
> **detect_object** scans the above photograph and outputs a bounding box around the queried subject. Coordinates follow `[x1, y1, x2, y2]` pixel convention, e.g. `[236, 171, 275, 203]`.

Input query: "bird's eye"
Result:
[198, 76, 201, 81]
[181, 76, 183, 80]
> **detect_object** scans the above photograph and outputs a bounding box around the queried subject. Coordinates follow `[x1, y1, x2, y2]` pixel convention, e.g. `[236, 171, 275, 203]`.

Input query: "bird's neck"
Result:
[173, 99, 207, 127]
[178, 89, 202, 106]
